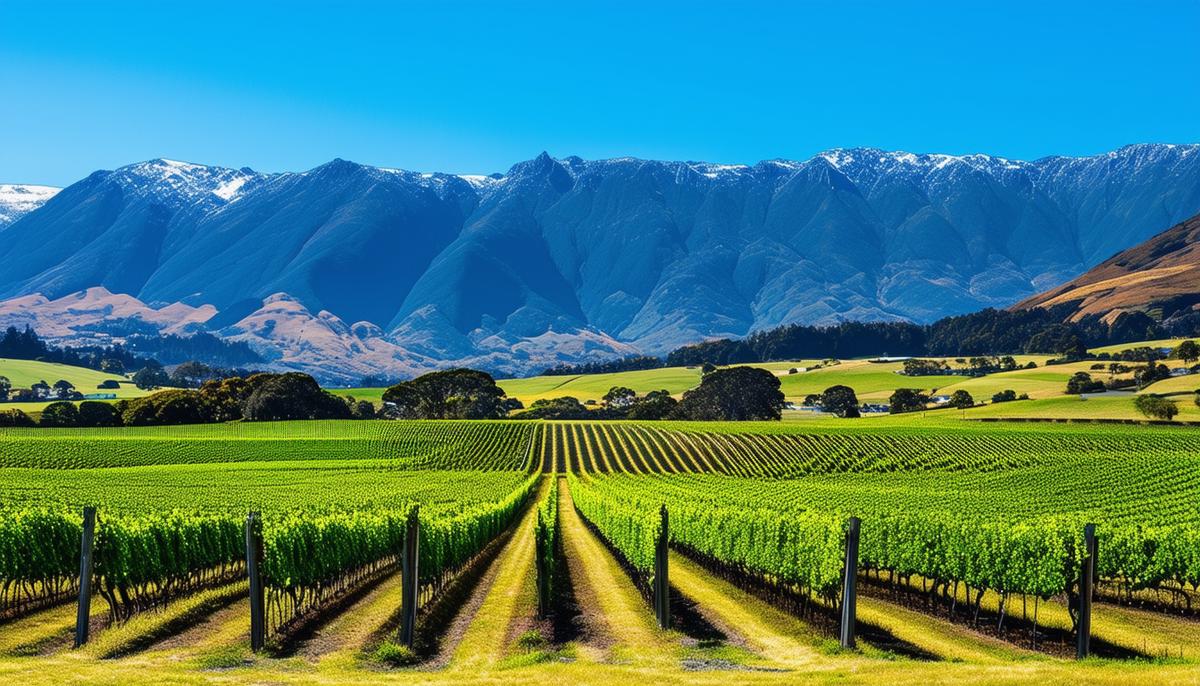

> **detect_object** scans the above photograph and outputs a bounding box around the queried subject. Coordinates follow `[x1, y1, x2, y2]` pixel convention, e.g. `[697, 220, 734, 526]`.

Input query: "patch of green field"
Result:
[498, 366, 703, 404]
[0, 358, 148, 414]
[1089, 338, 1197, 355]
[329, 387, 387, 404]
[933, 361, 1102, 401]
[1139, 374, 1200, 396]
[773, 360, 962, 401]
[962, 394, 1200, 421]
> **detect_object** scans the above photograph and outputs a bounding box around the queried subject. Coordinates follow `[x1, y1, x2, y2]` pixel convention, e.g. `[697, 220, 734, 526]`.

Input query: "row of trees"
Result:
[0, 372, 373, 428]
[381, 367, 788, 422]
[901, 356, 1023, 377]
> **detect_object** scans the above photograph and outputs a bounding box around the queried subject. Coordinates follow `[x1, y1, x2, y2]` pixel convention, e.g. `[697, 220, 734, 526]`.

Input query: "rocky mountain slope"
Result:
[1016, 211, 1200, 324]
[1, 144, 1198, 381]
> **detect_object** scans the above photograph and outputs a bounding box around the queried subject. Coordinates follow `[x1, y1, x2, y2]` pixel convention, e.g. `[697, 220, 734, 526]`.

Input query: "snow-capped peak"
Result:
[112, 158, 258, 207]
[0, 184, 61, 226]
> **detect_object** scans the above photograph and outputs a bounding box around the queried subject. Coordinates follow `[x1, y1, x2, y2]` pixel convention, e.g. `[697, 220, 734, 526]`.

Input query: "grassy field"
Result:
[1088, 338, 1197, 355]
[0, 358, 148, 413]
[497, 366, 705, 404]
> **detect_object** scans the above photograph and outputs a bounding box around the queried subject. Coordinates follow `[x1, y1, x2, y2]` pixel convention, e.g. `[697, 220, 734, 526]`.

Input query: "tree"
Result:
[948, 390, 974, 409]
[902, 359, 948, 376]
[1174, 340, 1200, 365]
[517, 396, 590, 420]
[0, 408, 35, 427]
[1134, 394, 1179, 421]
[888, 388, 929, 414]
[675, 367, 786, 421]
[352, 399, 376, 419]
[39, 401, 80, 427]
[133, 361, 170, 390]
[1133, 362, 1172, 390]
[381, 369, 509, 420]
[243, 373, 351, 421]
[818, 385, 859, 418]
[991, 389, 1017, 403]
[52, 379, 75, 400]
[701, 363, 717, 375]
[99, 358, 125, 375]
[602, 386, 636, 410]
[1066, 372, 1104, 395]
[626, 390, 679, 420]
[77, 401, 122, 427]
[199, 377, 251, 422]
[0, 375, 9, 401]
[170, 361, 215, 388]
[121, 390, 212, 426]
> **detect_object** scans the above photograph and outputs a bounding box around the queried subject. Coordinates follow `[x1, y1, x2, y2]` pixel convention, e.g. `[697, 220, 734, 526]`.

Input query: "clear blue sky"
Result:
[2, 1, 1197, 186]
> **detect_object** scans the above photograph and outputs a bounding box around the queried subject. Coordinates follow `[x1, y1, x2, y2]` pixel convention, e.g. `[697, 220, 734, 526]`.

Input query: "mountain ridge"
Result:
[2, 143, 1199, 381]
[1016, 211, 1200, 325]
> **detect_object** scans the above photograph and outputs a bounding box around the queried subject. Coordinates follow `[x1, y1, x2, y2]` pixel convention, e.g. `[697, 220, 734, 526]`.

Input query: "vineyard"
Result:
[0, 420, 533, 470]
[0, 418, 1197, 685]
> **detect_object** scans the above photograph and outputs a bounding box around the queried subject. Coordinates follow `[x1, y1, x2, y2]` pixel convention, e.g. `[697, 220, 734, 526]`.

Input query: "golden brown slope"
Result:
[1016, 212, 1200, 322]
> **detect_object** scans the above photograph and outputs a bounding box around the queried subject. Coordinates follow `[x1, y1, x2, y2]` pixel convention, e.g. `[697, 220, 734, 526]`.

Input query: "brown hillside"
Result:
[1016, 212, 1200, 322]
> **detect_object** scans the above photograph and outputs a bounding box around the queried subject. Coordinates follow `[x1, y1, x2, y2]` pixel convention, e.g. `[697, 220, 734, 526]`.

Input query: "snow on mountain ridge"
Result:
[0, 184, 60, 226]
[111, 158, 259, 207]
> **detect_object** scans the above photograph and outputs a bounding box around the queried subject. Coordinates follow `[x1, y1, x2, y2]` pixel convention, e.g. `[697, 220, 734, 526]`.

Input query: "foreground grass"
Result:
[82, 581, 247, 658]
[450, 479, 549, 669]
[0, 647, 1197, 685]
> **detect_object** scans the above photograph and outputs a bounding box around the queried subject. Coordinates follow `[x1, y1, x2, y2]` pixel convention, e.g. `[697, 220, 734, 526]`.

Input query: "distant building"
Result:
[859, 403, 889, 414]
[83, 393, 117, 400]
[931, 395, 952, 405]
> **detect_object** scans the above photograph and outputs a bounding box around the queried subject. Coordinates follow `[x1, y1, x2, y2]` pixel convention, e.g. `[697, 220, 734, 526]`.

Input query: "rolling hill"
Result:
[1017, 211, 1200, 325]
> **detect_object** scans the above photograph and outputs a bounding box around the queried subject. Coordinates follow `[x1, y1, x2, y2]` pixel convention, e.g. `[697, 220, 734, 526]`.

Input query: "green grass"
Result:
[0, 358, 142, 397]
[1139, 374, 1200, 397]
[0, 358, 148, 415]
[1088, 338, 1198, 355]
[498, 366, 704, 404]
[963, 393, 1200, 421]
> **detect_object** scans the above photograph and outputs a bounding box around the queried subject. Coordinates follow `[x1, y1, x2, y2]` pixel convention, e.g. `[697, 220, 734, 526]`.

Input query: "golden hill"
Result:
[1017, 212, 1200, 322]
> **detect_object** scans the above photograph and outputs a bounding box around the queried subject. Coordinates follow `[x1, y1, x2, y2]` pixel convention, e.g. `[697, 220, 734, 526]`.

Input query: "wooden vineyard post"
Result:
[399, 505, 420, 648]
[245, 511, 265, 652]
[1076, 523, 1097, 659]
[654, 505, 670, 629]
[535, 517, 550, 618]
[839, 516, 861, 649]
[73, 506, 96, 649]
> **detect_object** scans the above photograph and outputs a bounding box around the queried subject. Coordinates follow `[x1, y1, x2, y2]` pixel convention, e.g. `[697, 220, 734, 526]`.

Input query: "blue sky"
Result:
[2, 1, 1197, 186]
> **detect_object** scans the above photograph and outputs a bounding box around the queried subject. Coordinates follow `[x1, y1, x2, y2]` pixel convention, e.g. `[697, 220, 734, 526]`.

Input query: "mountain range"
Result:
[1, 144, 1198, 383]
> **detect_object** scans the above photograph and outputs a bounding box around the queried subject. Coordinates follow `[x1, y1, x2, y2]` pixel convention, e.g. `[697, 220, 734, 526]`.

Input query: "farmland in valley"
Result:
[1, 417, 1197, 685]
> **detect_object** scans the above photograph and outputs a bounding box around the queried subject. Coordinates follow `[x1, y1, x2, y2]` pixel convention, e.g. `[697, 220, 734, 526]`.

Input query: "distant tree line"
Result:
[537, 305, 1188, 375]
[124, 332, 262, 366]
[540, 356, 664, 377]
[0, 326, 145, 374]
